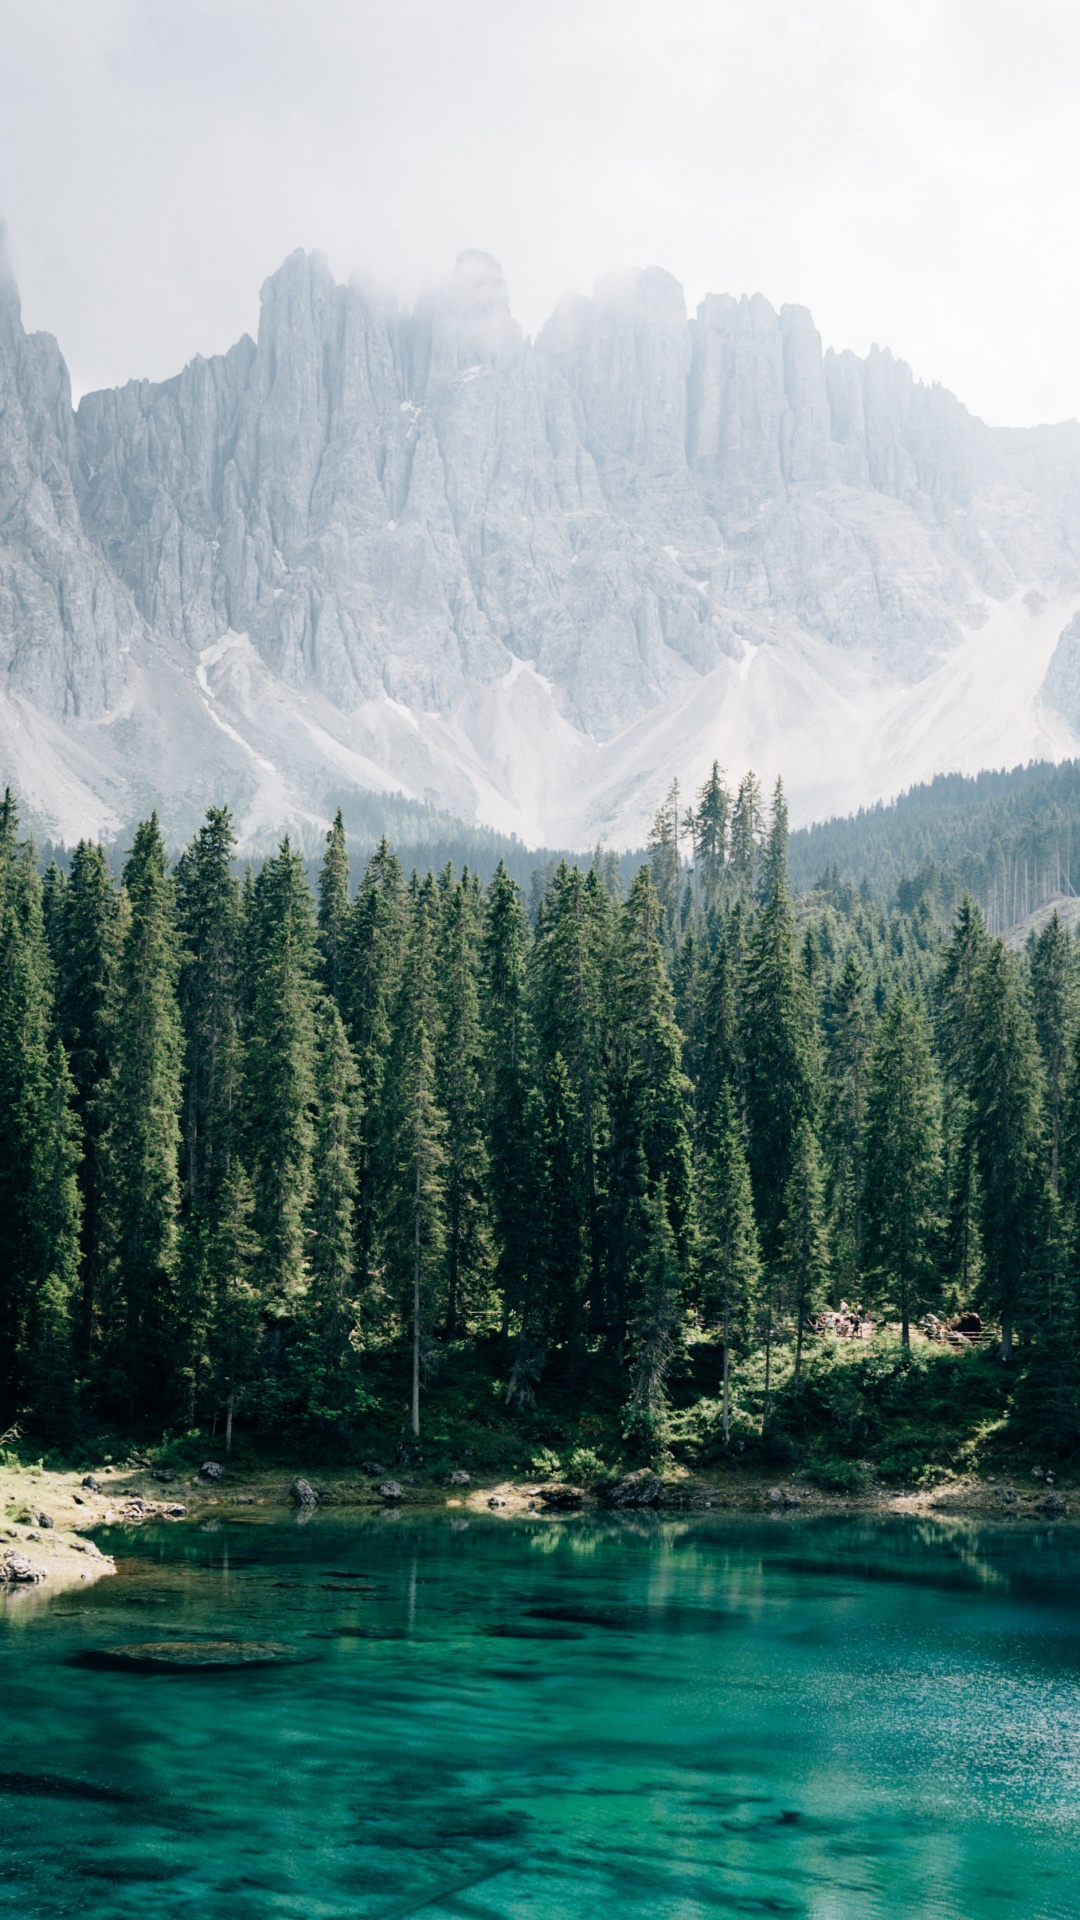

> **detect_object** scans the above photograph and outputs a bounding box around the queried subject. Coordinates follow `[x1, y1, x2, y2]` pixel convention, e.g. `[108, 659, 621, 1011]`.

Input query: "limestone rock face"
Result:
[4, 240, 1080, 846]
[0, 235, 138, 720]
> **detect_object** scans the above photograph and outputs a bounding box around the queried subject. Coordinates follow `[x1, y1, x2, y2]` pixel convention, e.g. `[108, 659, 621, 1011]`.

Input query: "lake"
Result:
[1, 1510, 1078, 1918]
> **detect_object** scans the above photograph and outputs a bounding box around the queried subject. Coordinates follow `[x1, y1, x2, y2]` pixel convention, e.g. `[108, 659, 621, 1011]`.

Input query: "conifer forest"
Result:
[3, 768, 1079, 1482]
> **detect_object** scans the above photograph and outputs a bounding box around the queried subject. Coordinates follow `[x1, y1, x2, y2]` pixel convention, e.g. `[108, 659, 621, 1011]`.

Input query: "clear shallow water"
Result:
[2, 1512, 1079, 1919]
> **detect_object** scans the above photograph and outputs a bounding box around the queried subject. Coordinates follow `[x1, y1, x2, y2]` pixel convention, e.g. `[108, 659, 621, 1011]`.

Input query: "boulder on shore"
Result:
[290, 1478, 319, 1507]
[378, 1481, 404, 1502]
[599, 1472, 664, 1509]
[2, 1549, 47, 1584]
[538, 1485, 584, 1511]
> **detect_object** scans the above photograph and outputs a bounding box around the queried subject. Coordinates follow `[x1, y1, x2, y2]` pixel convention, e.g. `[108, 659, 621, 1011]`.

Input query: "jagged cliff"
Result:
[3, 238, 1080, 848]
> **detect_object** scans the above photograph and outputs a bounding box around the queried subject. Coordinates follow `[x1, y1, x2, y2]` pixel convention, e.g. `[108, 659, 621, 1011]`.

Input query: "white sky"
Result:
[1, 0, 1078, 425]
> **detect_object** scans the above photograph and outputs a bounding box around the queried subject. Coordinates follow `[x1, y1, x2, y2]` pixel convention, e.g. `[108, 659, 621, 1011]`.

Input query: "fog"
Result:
[0, 0, 1077, 425]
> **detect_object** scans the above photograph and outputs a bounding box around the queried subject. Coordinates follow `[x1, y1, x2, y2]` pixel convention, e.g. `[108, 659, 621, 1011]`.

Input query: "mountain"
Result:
[3, 235, 1080, 851]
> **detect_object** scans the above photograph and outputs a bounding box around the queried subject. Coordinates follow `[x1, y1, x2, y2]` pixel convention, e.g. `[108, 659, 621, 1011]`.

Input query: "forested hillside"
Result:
[790, 758, 1080, 931]
[2, 767, 1079, 1480]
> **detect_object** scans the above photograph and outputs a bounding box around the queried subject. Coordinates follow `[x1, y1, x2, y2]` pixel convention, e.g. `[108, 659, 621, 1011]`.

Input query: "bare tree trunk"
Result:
[722, 1317, 731, 1445]
[225, 1381, 234, 1459]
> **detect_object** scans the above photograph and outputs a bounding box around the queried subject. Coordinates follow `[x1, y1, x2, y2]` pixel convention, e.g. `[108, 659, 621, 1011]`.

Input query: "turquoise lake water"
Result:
[1, 1510, 1079, 1918]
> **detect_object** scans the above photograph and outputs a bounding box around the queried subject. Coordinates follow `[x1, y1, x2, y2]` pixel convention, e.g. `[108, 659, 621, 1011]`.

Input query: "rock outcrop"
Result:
[3, 237, 1080, 846]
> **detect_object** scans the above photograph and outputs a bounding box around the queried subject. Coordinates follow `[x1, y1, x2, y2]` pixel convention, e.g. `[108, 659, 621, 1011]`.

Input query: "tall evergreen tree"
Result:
[937, 896, 989, 1303]
[694, 761, 730, 912]
[98, 815, 184, 1416]
[969, 940, 1044, 1361]
[383, 876, 447, 1436]
[741, 785, 817, 1264]
[624, 1181, 681, 1456]
[244, 839, 320, 1305]
[50, 838, 119, 1364]
[341, 840, 405, 1286]
[0, 800, 81, 1428]
[863, 990, 942, 1345]
[317, 808, 351, 1007]
[303, 997, 363, 1428]
[698, 1081, 761, 1440]
[729, 772, 762, 896]
[1030, 909, 1075, 1196]
[436, 873, 491, 1338]
[481, 862, 539, 1343]
[779, 1118, 830, 1378]
[648, 780, 681, 928]
[824, 951, 872, 1294]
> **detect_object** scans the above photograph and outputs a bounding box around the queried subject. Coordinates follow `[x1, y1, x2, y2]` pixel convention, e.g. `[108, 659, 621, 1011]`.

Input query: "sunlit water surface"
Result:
[2, 1510, 1079, 1919]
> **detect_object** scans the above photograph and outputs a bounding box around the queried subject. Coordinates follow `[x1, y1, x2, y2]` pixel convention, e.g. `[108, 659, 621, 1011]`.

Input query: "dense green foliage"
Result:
[790, 756, 1080, 928]
[5, 769, 1080, 1472]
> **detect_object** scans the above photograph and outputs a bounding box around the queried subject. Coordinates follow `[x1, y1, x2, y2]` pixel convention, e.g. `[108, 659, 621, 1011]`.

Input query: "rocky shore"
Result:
[2, 1454, 1071, 1607]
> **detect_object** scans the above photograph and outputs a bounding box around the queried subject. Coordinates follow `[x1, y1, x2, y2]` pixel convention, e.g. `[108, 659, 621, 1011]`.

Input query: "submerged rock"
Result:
[290, 1478, 319, 1507]
[72, 1640, 312, 1673]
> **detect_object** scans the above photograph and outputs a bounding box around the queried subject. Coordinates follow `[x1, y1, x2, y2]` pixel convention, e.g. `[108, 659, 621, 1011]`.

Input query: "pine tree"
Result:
[341, 840, 405, 1287]
[863, 989, 942, 1345]
[698, 1082, 761, 1440]
[694, 761, 730, 912]
[0, 800, 82, 1429]
[531, 863, 613, 1327]
[98, 815, 184, 1417]
[648, 780, 681, 928]
[50, 839, 119, 1362]
[624, 1182, 682, 1458]
[969, 940, 1044, 1361]
[244, 839, 320, 1305]
[729, 772, 762, 896]
[937, 896, 989, 1304]
[481, 862, 539, 1342]
[741, 785, 817, 1264]
[174, 809, 242, 1412]
[436, 874, 491, 1338]
[382, 875, 447, 1436]
[779, 1118, 830, 1377]
[207, 1161, 261, 1458]
[1030, 909, 1075, 1196]
[697, 906, 745, 1130]
[317, 808, 351, 1007]
[303, 996, 363, 1428]
[824, 951, 872, 1294]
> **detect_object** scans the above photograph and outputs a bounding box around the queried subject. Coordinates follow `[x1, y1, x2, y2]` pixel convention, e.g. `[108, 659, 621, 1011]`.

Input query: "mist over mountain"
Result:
[3, 237, 1080, 851]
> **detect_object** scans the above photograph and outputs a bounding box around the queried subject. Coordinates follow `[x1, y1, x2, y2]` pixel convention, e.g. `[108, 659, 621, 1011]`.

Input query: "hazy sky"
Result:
[1, 0, 1077, 424]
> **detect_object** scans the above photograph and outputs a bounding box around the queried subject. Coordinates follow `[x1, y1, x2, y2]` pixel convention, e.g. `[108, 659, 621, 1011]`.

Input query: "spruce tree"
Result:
[729, 772, 762, 896]
[969, 940, 1044, 1361]
[779, 1118, 830, 1377]
[481, 862, 538, 1341]
[741, 783, 817, 1264]
[244, 839, 320, 1306]
[863, 989, 942, 1345]
[824, 950, 871, 1295]
[937, 896, 989, 1303]
[382, 875, 447, 1437]
[694, 761, 730, 912]
[531, 863, 613, 1324]
[52, 839, 119, 1362]
[303, 996, 363, 1427]
[0, 801, 81, 1429]
[1030, 909, 1075, 1196]
[98, 815, 184, 1417]
[624, 1181, 681, 1458]
[698, 1081, 761, 1440]
[648, 780, 681, 929]
[317, 808, 351, 1007]
[436, 873, 491, 1338]
[174, 808, 242, 1410]
[341, 840, 405, 1287]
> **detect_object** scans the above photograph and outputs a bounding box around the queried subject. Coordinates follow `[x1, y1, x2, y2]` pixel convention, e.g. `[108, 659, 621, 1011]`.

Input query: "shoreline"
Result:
[3, 1455, 1071, 1604]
